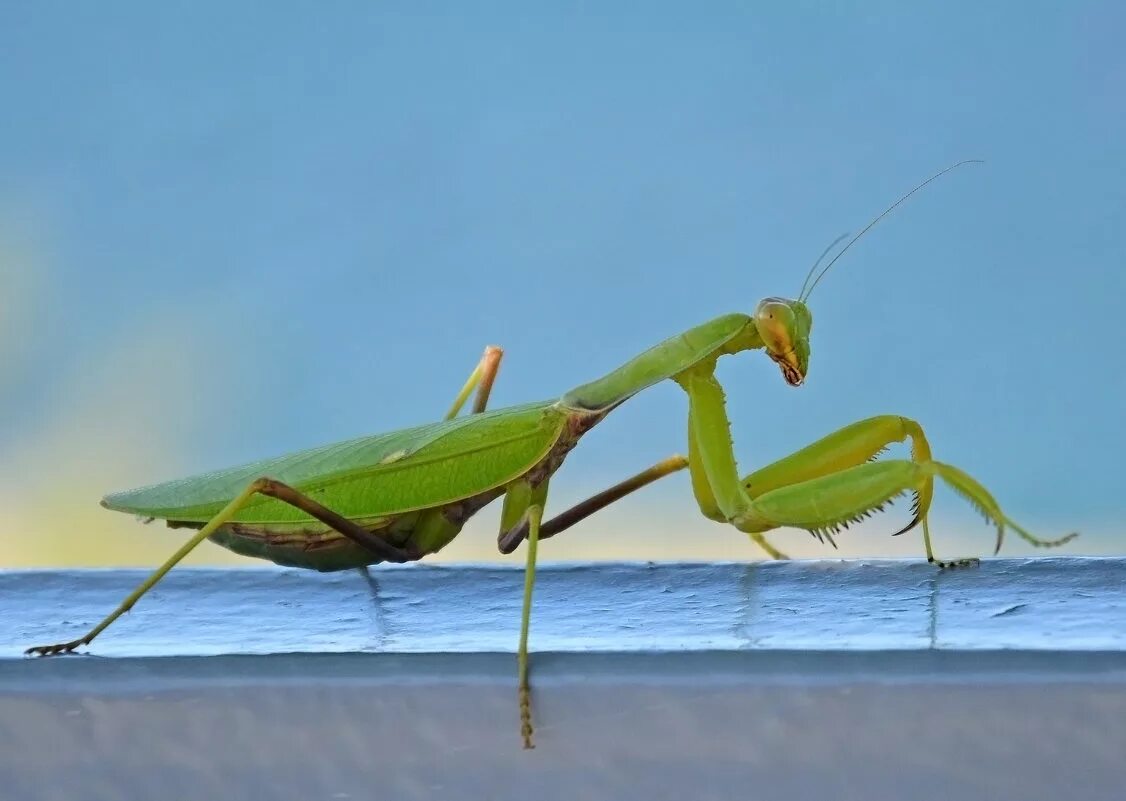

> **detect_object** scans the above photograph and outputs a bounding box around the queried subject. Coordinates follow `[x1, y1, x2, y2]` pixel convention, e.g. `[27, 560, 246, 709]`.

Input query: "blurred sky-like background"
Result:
[1, 3, 1123, 567]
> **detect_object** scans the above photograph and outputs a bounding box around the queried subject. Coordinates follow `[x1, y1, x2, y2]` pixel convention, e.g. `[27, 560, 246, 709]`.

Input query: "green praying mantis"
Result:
[26, 161, 1077, 749]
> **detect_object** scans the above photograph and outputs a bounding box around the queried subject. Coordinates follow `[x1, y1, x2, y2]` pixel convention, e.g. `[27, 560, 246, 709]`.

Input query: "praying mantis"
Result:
[26, 161, 1077, 749]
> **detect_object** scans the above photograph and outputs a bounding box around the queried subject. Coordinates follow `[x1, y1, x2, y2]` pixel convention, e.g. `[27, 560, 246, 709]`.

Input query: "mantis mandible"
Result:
[26, 161, 1077, 748]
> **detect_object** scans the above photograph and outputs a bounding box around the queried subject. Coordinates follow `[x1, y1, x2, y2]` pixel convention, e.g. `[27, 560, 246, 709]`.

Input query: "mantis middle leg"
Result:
[495, 477, 550, 748]
[495, 455, 702, 745]
[496, 455, 689, 553]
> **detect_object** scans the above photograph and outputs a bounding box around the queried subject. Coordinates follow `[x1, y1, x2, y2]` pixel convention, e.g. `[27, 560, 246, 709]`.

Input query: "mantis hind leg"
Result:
[361, 345, 506, 588]
[26, 478, 420, 657]
[446, 345, 504, 418]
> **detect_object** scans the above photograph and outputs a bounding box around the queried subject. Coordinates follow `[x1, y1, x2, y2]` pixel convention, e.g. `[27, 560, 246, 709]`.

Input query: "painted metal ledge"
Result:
[1, 558, 1123, 801]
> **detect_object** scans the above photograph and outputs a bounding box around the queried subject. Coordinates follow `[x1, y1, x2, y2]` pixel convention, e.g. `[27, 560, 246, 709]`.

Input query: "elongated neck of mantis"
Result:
[561, 313, 764, 413]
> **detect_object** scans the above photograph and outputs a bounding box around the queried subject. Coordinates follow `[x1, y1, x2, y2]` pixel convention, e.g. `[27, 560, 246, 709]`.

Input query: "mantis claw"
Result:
[928, 556, 980, 570]
[519, 685, 535, 749]
[25, 638, 87, 657]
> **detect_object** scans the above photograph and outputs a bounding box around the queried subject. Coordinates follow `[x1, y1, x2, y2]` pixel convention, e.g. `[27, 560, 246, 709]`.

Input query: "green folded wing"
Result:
[103, 400, 565, 524]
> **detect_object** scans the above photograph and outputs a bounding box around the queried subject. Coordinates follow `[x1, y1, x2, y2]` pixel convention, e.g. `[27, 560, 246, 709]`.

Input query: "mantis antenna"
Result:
[797, 232, 851, 301]
[799, 159, 984, 302]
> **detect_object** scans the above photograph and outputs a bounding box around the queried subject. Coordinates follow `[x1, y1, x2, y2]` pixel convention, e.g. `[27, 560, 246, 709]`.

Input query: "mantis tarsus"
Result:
[26, 160, 1077, 749]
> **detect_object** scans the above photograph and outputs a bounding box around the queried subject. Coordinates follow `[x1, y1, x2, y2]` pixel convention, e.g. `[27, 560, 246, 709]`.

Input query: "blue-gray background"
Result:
[1, 3, 1122, 566]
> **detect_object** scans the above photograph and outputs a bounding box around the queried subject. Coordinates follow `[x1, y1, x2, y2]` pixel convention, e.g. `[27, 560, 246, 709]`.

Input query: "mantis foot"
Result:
[519, 685, 535, 749]
[25, 638, 88, 657]
[928, 556, 980, 570]
[750, 532, 789, 560]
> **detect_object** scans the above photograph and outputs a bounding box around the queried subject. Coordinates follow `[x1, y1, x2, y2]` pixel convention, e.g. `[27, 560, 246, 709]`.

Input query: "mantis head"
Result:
[754, 297, 811, 387]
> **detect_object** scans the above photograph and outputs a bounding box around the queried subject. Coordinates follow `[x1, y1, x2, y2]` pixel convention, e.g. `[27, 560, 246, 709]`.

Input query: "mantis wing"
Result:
[103, 400, 566, 524]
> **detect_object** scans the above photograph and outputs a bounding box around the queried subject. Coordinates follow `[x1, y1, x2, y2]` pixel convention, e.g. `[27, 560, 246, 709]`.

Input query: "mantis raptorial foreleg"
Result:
[676, 362, 1076, 566]
[678, 365, 792, 556]
[25, 478, 420, 656]
[685, 403, 789, 558]
[742, 415, 931, 507]
[678, 362, 967, 561]
[739, 414, 936, 557]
